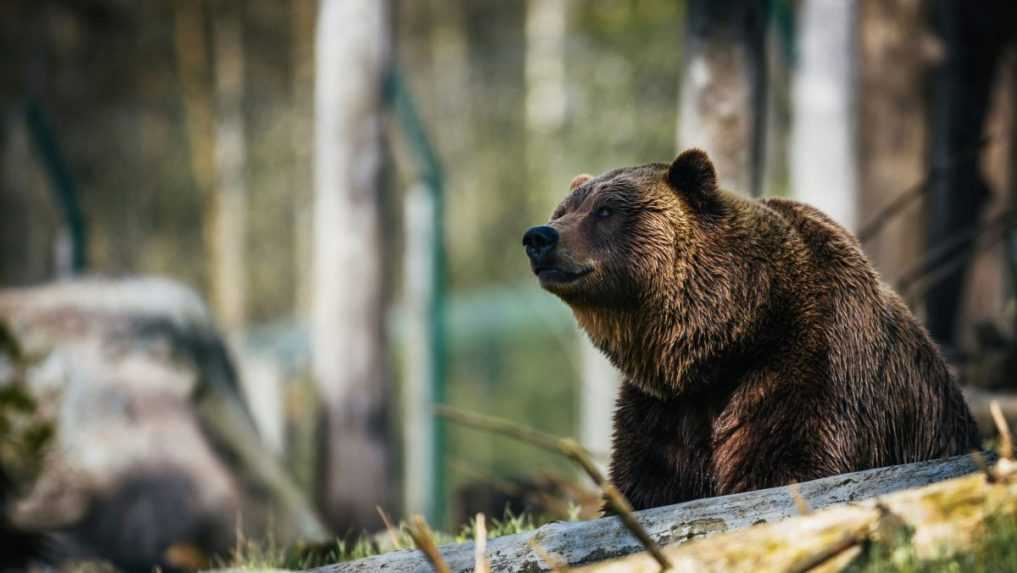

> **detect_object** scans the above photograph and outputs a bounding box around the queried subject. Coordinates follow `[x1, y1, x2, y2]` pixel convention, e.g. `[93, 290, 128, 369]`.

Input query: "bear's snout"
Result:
[522, 225, 559, 264]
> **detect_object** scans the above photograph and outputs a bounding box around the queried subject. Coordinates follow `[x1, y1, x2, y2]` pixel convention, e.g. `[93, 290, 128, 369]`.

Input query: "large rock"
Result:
[0, 277, 325, 571]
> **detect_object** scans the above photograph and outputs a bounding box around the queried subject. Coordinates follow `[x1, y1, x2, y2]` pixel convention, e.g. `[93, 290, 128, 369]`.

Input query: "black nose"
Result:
[522, 225, 559, 261]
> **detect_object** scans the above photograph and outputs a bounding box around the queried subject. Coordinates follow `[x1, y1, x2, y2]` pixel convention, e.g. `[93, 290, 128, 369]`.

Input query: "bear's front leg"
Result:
[607, 381, 717, 511]
[709, 386, 855, 496]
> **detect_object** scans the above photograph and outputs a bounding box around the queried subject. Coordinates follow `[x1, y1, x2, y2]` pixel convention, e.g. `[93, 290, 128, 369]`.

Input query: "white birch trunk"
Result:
[523, 0, 617, 472]
[677, 48, 756, 193]
[525, 0, 568, 134]
[675, 1, 768, 196]
[211, 3, 247, 337]
[579, 337, 619, 471]
[312, 0, 392, 530]
[790, 0, 858, 230]
[523, 0, 619, 468]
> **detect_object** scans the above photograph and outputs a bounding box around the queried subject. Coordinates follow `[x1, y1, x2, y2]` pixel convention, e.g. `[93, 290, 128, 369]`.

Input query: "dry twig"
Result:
[528, 537, 571, 572]
[376, 506, 405, 550]
[991, 400, 1014, 461]
[784, 527, 870, 573]
[474, 513, 490, 573]
[788, 483, 813, 516]
[406, 515, 451, 573]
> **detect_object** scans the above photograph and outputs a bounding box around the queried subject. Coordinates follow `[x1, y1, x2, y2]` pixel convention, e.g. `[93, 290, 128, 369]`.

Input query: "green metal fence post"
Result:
[24, 99, 87, 274]
[386, 68, 448, 527]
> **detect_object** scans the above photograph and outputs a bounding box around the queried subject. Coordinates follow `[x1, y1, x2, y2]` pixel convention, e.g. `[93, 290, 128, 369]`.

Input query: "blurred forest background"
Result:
[1, 0, 1016, 571]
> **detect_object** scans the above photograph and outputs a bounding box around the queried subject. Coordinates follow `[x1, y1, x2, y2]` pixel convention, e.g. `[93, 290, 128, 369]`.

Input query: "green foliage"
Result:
[0, 321, 54, 487]
[852, 513, 1017, 573]
[445, 314, 581, 519]
[0, 385, 54, 475]
[568, 0, 685, 171]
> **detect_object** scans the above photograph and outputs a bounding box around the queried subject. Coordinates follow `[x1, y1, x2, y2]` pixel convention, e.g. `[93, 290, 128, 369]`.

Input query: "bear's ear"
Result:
[569, 173, 593, 191]
[666, 149, 718, 208]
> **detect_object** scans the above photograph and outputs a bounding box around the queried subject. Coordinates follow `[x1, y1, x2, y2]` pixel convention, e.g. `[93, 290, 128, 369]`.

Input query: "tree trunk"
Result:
[521, 0, 618, 470]
[292, 0, 316, 320]
[856, 0, 929, 285]
[924, 0, 1014, 349]
[790, 0, 858, 230]
[524, 0, 567, 136]
[676, 0, 768, 196]
[312, 0, 393, 532]
[209, 0, 247, 339]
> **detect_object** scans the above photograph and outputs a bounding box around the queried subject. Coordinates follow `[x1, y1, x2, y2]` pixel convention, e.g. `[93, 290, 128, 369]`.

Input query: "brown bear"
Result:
[522, 149, 980, 510]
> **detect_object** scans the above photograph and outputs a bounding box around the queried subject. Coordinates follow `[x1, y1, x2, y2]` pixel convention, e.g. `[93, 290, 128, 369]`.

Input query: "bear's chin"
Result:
[541, 268, 589, 287]
[536, 267, 591, 290]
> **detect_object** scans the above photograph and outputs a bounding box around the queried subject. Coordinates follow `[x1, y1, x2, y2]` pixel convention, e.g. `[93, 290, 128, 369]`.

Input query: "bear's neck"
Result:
[573, 307, 729, 399]
[573, 263, 795, 400]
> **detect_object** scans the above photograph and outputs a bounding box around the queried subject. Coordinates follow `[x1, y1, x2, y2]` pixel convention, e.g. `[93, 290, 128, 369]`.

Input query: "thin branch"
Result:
[903, 214, 1017, 305]
[897, 208, 1017, 293]
[436, 405, 564, 454]
[857, 181, 926, 245]
[857, 134, 992, 245]
[436, 406, 672, 571]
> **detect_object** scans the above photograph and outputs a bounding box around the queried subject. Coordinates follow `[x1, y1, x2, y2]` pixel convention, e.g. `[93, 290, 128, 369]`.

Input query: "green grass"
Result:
[221, 508, 554, 570]
[221, 536, 381, 570]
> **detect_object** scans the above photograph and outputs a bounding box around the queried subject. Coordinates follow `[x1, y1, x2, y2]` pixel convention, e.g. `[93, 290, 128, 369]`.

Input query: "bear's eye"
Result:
[596, 206, 613, 219]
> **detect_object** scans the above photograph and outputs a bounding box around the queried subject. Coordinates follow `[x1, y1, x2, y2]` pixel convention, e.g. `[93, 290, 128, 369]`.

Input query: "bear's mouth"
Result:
[534, 266, 592, 285]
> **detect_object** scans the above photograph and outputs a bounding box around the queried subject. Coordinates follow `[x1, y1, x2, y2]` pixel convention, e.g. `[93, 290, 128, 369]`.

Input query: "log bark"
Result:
[311, 454, 981, 573]
[580, 458, 1017, 573]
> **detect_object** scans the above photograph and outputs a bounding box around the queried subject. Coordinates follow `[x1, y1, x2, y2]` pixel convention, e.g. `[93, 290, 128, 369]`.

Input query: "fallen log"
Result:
[579, 458, 1017, 573]
[311, 454, 982, 573]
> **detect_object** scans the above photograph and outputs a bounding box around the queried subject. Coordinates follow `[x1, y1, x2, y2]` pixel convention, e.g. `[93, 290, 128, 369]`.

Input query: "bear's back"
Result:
[761, 196, 980, 465]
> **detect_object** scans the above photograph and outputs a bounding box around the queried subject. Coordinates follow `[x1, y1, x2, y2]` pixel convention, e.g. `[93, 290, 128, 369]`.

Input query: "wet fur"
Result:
[536, 150, 980, 510]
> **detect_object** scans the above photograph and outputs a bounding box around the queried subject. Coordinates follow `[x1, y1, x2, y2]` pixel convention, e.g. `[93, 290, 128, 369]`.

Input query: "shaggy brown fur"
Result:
[523, 149, 980, 511]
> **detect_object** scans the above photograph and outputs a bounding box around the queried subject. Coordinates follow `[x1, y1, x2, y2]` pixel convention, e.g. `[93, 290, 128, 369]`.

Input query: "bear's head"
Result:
[523, 149, 780, 397]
